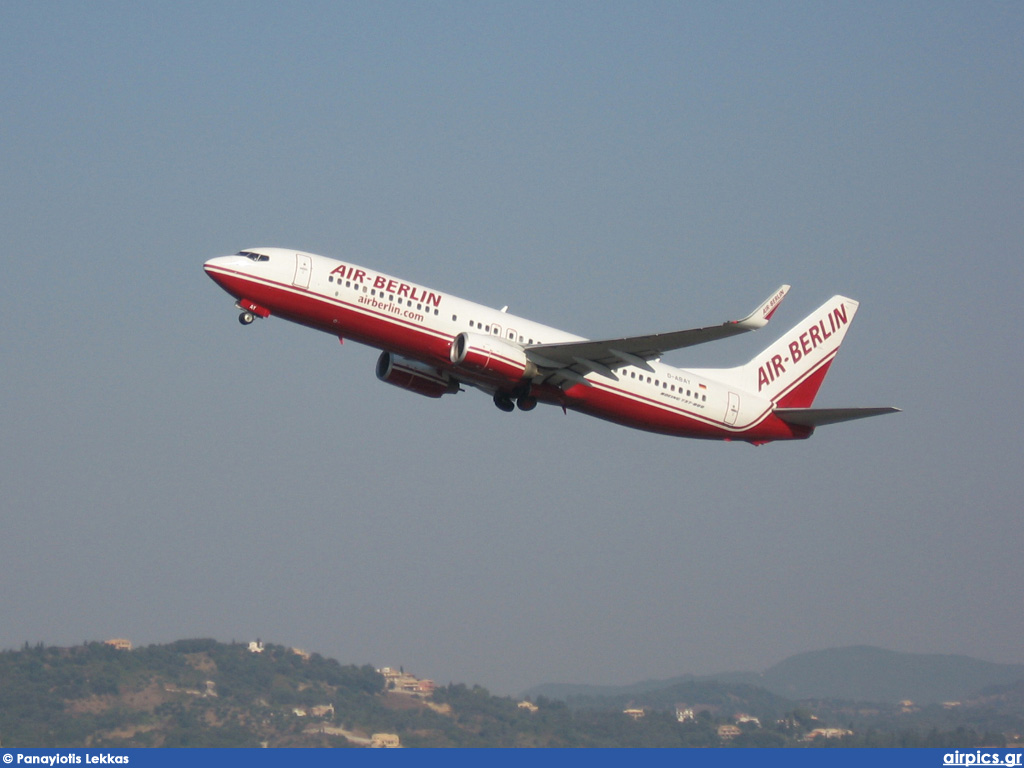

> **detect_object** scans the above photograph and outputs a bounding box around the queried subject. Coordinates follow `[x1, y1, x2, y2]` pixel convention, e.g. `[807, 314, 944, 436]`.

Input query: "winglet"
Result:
[735, 285, 790, 330]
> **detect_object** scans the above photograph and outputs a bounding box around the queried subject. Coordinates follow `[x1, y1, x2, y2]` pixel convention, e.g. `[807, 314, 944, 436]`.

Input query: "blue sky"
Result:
[1, 2, 1021, 695]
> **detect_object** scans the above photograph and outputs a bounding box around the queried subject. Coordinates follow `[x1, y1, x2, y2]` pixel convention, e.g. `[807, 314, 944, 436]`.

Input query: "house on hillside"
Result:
[371, 733, 401, 748]
[377, 666, 435, 697]
[717, 725, 742, 740]
[806, 727, 854, 741]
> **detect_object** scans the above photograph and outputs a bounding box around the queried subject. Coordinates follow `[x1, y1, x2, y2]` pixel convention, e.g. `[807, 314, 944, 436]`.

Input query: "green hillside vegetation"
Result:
[564, 679, 794, 720]
[0, 640, 1020, 748]
[0, 640, 382, 747]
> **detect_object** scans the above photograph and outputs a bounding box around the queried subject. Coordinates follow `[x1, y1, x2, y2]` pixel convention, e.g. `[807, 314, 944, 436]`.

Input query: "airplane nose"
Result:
[203, 256, 240, 289]
[204, 255, 231, 272]
[203, 255, 238, 280]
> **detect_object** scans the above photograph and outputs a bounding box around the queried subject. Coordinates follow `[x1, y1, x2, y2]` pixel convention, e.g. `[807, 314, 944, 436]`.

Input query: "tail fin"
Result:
[712, 296, 860, 406]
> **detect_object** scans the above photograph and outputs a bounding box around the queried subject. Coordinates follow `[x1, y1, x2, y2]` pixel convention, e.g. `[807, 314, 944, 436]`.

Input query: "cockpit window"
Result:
[236, 251, 270, 262]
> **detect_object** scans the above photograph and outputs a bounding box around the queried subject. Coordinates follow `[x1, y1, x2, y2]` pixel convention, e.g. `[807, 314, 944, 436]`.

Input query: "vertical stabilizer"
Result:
[710, 296, 860, 407]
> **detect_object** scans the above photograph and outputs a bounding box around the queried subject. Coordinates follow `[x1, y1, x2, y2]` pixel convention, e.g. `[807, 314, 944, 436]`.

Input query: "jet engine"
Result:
[449, 332, 538, 383]
[375, 352, 459, 398]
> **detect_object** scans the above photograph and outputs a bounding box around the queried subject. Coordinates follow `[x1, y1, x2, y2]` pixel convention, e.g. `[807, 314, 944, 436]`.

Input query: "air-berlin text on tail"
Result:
[330, 265, 443, 308]
[757, 304, 849, 391]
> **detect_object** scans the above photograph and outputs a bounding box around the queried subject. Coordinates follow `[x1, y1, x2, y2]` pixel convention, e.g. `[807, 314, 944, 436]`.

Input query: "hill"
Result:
[0, 639, 384, 747]
[758, 646, 1024, 703]
[1, 640, 1021, 748]
[525, 646, 1024, 705]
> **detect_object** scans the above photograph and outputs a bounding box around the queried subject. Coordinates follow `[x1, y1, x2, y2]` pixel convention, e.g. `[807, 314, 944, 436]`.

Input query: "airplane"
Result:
[204, 248, 898, 444]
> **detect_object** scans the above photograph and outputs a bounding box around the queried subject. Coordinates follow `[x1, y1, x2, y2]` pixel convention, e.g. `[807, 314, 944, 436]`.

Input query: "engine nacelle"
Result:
[376, 352, 459, 398]
[449, 331, 538, 382]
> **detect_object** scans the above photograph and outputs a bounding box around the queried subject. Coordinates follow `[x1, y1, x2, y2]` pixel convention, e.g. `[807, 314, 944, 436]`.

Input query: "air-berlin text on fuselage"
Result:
[330, 265, 442, 308]
[757, 304, 849, 392]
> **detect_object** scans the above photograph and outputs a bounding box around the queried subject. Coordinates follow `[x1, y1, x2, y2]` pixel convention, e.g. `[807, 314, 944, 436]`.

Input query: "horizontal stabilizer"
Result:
[774, 407, 901, 427]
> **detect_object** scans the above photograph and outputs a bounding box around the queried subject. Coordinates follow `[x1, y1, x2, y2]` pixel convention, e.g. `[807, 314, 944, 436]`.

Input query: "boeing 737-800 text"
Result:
[204, 248, 897, 444]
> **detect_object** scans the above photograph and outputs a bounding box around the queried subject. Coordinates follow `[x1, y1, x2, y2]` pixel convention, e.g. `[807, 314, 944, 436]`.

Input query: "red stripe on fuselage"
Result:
[561, 379, 808, 442]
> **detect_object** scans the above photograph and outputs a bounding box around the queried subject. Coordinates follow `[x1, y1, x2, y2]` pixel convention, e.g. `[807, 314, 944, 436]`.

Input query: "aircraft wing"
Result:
[525, 285, 790, 384]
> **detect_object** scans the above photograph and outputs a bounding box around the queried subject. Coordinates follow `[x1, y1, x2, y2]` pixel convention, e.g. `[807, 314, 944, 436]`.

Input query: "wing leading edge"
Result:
[524, 285, 790, 385]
